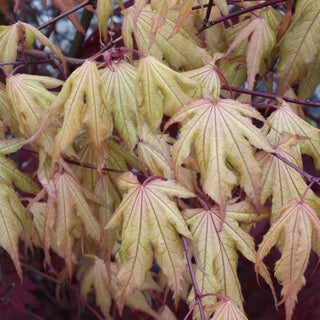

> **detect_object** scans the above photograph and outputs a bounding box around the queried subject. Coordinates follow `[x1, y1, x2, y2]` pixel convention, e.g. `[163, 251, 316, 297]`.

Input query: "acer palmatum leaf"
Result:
[6, 74, 63, 155]
[49, 60, 113, 174]
[80, 255, 113, 320]
[265, 100, 320, 169]
[100, 61, 139, 150]
[105, 172, 195, 312]
[136, 55, 202, 130]
[206, 298, 248, 320]
[256, 200, 320, 320]
[277, 0, 320, 94]
[225, 17, 276, 90]
[185, 205, 275, 311]
[165, 98, 273, 214]
[0, 24, 19, 73]
[256, 132, 320, 221]
[44, 171, 101, 275]
[0, 184, 36, 280]
[122, 5, 210, 70]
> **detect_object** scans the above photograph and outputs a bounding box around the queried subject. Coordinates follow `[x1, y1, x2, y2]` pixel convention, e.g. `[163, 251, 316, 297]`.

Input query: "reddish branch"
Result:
[37, 0, 94, 31]
[221, 84, 320, 108]
[198, 0, 286, 32]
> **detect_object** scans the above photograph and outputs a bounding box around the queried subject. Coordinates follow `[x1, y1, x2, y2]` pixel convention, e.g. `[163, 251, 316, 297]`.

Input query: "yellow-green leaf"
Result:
[122, 5, 210, 70]
[256, 200, 320, 320]
[100, 61, 139, 149]
[0, 184, 35, 279]
[19, 22, 67, 73]
[165, 98, 273, 213]
[207, 298, 248, 320]
[6, 74, 62, 155]
[136, 56, 202, 129]
[185, 205, 274, 310]
[106, 172, 194, 311]
[256, 132, 320, 220]
[0, 24, 19, 73]
[277, 1, 320, 93]
[265, 100, 320, 169]
[50, 60, 113, 173]
[226, 17, 276, 90]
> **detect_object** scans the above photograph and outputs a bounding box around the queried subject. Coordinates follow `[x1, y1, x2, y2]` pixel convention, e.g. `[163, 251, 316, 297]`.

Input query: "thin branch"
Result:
[16, 35, 123, 67]
[198, 0, 286, 33]
[21, 146, 142, 176]
[37, 0, 93, 31]
[221, 84, 320, 108]
[181, 235, 206, 320]
[272, 152, 316, 183]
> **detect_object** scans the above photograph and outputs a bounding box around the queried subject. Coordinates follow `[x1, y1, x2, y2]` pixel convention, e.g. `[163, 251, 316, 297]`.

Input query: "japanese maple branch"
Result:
[198, 0, 286, 33]
[37, 0, 93, 31]
[221, 84, 320, 108]
[181, 235, 206, 320]
[21, 146, 142, 176]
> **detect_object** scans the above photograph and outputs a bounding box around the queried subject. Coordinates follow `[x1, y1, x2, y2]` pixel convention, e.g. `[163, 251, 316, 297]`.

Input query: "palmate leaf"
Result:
[225, 17, 276, 90]
[0, 184, 36, 279]
[6, 74, 63, 155]
[206, 299, 248, 320]
[277, 0, 320, 93]
[100, 61, 139, 150]
[256, 200, 320, 320]
[136, 56, 202, 130]
[265, 100, 320, 169]
[105, 172, 195, 311]
[44, 171, 101, 274]
[165, 98, 273, 213]
[97, 0, 123, 40]
[184, 205, 275, 310]
[80, 255, 113, 320]
[49, 60, 113, 173]
[256, 132, 320, 220]
[137, 117, 173, 179]
[122, 5, 210, 70]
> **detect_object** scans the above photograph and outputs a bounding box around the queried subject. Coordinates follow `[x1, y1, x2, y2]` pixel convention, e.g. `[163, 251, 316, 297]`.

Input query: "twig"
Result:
[181, 235, 206, 320]
[198, 0, 286, 33]
[221, 84, 320, 108]
[37, 0, 93, 31]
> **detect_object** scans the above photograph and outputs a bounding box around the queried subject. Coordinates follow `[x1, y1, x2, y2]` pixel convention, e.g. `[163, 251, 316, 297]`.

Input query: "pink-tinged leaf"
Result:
[256, 200, 320, 320]
[106, 172, 194, 311]
[166, 98, 272, 214]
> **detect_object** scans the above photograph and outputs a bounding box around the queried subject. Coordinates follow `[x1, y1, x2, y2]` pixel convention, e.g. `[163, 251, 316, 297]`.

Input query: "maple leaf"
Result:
[97, 0, 123, 40]
[100, 61, 139, 150]
[256, 200, 320, 320]
[184, 205, 275, 310]
[137, 116, 174, 179]
[122, 5, 210, 70]
[256, 132, 320, 220]
[136, 55, 202, 130]
[19, 22, 67, 73]
[6, 74, 63, 155]
[183, 55, 223, 101]
[80, 255, 113, 320]
[105, 172, 195, 311]
[165, 98, 273, 213]
[265, 100, 320, 169]
[0, 24, 19, 73]
[43, 171, 101, 274]
[225, 17, 276, 90]
[0, 184, 35, 279]
[206, 298, 249, 320]
[297, 49, 320, 100]
[277, 0, 320, 93]
[48, 60, 113, 173]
